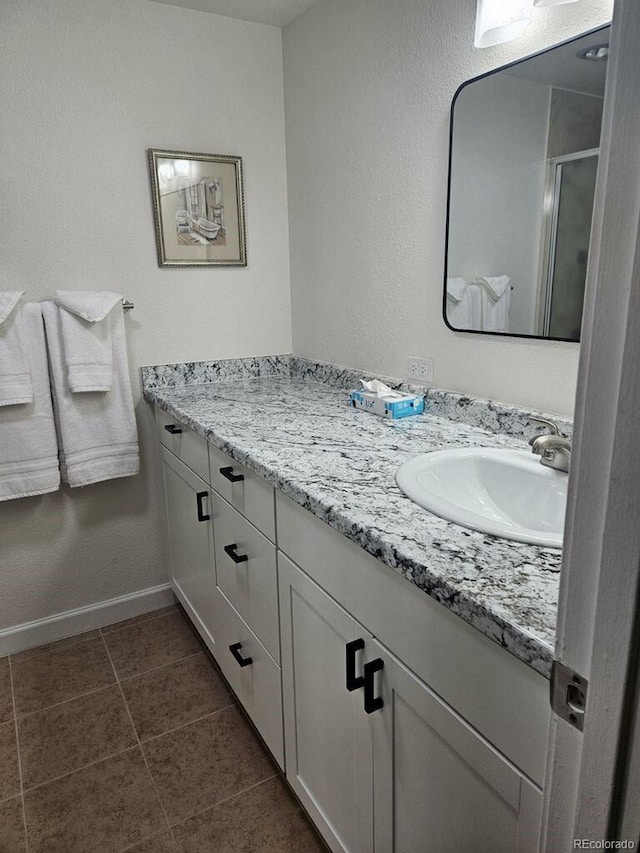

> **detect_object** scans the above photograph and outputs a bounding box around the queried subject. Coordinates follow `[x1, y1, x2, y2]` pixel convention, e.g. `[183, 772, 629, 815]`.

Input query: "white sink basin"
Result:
[395, 447, 567, 548]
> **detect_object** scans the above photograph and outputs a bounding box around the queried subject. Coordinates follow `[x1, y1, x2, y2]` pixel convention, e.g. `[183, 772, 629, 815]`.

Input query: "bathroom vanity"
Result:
[143, 355, 566, 853]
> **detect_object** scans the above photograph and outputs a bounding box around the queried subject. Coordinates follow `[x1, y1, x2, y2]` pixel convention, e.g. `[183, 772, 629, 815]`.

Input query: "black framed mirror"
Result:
[444, 25, 610, 342]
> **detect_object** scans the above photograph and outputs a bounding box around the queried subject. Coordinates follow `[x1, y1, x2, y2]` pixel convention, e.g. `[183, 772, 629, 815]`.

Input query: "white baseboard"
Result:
[0, 583, 176, 657]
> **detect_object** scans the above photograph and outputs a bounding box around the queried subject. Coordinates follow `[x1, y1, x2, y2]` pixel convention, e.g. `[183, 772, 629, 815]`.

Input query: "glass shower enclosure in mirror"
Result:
[444, 26, 609, 341]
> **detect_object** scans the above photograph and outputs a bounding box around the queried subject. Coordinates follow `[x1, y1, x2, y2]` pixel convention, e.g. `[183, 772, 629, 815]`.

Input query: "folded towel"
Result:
[54, 291, 124, 392]
[446, 277, 468, 304]
[42, 301, 139, 488]
[475, 276, 512, 332]
[475, 276, 511, 302]
[447, 282, 482, 330]
[0, 303, 60, 500]
[0, 291, 33, 406]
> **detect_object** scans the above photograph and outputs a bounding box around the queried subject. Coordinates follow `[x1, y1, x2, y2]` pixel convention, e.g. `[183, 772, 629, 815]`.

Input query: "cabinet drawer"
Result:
[209, 445, 275, 541]
[213, 495, 279, 662]
[155, 405, 209, 483]
[214, 588, 284, 769]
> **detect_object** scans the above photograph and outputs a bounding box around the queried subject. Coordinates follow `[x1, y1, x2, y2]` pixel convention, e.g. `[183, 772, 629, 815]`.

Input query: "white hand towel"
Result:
[475, 276, 511, 302]
[54, 291, 124, 392]
[447, 282, 482, 330]
[0, 291, 33, 406]
[42, 301, 139, 488]
[475, 276, 511, 333]
[446, 277, 468, 304]
[0, 303, 60, 500]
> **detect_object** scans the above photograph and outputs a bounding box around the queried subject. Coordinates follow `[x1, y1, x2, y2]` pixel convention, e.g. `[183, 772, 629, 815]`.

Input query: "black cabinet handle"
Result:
[219, 466, 244, 483]
[164, 424, 183, 434]
[196, 491, 210, 522]
[224, 543, 248, 564]
[346, 638, 365, 692]
[229, 642, 253, 667]
[363, 659, 384, 714]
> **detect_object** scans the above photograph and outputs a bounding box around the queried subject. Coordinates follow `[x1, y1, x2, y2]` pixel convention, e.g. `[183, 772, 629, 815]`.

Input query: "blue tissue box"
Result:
[349, 389, 424, 419]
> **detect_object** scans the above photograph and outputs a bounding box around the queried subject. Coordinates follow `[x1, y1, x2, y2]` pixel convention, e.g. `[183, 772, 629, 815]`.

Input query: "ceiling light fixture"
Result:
[533, 0, 579, 6]
[474, 0, 534, 48]
[576, 43, 609, 61]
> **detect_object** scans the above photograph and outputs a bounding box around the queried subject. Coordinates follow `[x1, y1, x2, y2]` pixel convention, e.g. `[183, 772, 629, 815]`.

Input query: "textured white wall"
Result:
[0, 0, 291, 629]
[283, 0, 613, 415]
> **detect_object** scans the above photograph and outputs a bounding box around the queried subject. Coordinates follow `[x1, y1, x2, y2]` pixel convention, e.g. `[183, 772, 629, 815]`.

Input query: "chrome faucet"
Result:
[528, 417, 571, 473]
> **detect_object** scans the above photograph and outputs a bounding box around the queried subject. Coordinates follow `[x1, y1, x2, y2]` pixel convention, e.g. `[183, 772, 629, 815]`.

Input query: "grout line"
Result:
[116, 650, 204, 686]
[169, 773, 279, 831]
[138, 702, 237, 745]
[13, 680, 118, 722]
[17, 661, 234, 795]
[100, 634, 179, 849]
[117, 829, 179, 853]
[21, 746, 139, 796]
[7, 658, 29, 853]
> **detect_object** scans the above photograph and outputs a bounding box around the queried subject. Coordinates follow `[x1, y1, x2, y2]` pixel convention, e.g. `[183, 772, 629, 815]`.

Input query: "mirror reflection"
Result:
[445, 26, 609, 341]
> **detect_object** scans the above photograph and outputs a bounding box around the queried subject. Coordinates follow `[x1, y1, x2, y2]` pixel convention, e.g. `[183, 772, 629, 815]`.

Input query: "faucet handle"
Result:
[528, 416, 560, 446]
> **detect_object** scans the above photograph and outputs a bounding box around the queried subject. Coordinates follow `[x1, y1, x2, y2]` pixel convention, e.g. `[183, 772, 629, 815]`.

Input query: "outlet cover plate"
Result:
[407, 357, 434, 383]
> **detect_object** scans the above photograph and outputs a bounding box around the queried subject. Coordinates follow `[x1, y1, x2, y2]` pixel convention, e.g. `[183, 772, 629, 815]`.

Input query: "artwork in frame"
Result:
[148, 148, 247, 267]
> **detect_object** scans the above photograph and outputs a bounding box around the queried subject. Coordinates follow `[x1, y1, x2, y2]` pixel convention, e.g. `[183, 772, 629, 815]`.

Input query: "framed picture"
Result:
[148, 148, 247, 267]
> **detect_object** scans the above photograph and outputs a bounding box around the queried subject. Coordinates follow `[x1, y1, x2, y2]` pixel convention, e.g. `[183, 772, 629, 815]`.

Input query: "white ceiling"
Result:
[506, 26, 610, 97]
[146, 0, 317, 27]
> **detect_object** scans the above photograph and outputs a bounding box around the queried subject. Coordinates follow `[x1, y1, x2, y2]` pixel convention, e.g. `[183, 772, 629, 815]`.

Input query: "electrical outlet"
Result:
[407, 356, 434, 383]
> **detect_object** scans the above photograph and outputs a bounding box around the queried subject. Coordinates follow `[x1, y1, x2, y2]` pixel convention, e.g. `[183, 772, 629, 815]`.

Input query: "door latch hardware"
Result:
[550, 660, 588, 732]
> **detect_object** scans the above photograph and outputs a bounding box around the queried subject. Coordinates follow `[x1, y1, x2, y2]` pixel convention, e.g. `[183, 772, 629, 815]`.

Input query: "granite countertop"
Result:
[143, 356, 564, 678]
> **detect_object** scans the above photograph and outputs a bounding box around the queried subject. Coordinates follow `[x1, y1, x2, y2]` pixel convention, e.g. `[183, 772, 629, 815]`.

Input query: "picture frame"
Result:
[148, 148, 247, 267]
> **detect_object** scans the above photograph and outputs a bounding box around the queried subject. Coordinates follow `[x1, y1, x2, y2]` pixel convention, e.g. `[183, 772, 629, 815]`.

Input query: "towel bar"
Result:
[122, 300, 134, 310]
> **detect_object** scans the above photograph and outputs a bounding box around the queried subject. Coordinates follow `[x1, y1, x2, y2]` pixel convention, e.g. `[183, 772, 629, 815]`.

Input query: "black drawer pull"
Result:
[164, 424, 183, 434]
[346, 639, 365, 692]
[229, 642, 253, 667]
[363, 658, 384, 714]
[224, 543, 248, 564]
[219, 466, 244, 483]
[196, 491, 210, 522]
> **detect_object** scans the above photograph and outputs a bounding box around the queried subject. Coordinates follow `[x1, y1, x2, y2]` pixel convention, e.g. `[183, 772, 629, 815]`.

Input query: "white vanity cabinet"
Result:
[278, 553, 542, 853]
[161, 446, 217, 647]
[154, 404, 549, 853]
[156, 405, 284, 767]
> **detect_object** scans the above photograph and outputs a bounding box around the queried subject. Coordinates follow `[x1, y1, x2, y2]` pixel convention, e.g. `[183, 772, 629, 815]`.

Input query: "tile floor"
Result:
[0, 604, 328, 852]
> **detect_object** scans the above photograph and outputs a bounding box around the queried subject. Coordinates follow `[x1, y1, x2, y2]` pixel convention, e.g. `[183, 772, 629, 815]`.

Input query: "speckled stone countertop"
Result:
[143, 356, 566, 678]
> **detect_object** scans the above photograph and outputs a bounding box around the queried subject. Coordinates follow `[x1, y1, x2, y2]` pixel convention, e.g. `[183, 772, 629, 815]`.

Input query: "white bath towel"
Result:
[475, 276, 511, 333]
[447, 281, 482, 330]
[42, 301, 139, 487]
[0, 303, 60, 500]
[54, 291, 124, 392]
[0, 291, 33, 406]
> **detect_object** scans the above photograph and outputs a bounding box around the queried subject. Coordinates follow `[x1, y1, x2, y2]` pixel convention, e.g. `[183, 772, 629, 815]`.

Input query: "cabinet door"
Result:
[278, 554, 373, 853]
[368, 637, 543, 853]
[162, 447, 216, 648]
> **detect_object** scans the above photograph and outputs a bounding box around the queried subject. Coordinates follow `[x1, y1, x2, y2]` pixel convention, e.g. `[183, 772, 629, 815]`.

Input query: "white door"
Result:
[368, 637, 542, 853]
[162, 448, 217, 645]
[278, 553, 373, 853]
[541, 0, 640, 846]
